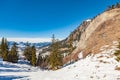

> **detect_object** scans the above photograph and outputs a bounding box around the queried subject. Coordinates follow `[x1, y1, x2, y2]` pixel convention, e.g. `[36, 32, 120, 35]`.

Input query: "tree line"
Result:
[0, 38, 18, 63]
[0, 35, 74, 70]
[0, 37, 36, 66]
[106, 2, 120, 11]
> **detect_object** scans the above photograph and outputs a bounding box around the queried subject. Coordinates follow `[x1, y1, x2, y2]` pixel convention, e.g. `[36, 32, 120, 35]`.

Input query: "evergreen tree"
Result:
[31, 46, 36, 66]
[116, 2, 120, 8]
[68, 35, 74, 54]
[24, 43, 37, 66]
[52, 34, 55, 43]
[106, 2, 120, 11]
[24, 42, 32, 61]
[1, 37, 5, 57]
[2, 38, 9, 61]
[112, 4, 115, 9]
[114, 39, 120, 61]
[49, 35, 63, 70]
[8, 43, 18, 63]
[0, 44, 1, 57]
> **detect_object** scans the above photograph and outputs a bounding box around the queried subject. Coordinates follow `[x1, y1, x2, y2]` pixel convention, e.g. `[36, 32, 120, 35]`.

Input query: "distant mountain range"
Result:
[8, 41, 51, 52]
[4, 38, 51, 43]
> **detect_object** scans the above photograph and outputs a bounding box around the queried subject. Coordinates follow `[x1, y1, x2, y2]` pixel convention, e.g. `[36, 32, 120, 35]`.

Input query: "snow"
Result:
[0, 38, 51, 43]
[41, 52, 50, 57]
[1, 45, 120, 80]
[86, 19, 91, 22]
[78, 51, 83, 59]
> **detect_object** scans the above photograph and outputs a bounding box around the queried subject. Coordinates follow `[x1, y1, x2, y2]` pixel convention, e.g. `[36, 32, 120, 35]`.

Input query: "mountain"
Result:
[64, 8, 120, 63]
[6, 38, 51, 43]
[8, 41, 51, 49]
[7, 41, 51, 58]
[1, 4, 120, 80]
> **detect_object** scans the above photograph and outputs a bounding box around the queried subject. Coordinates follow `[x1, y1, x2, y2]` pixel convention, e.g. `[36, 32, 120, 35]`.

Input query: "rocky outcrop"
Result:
[65, 19, 91, 44]
[64, 8, 120, 63]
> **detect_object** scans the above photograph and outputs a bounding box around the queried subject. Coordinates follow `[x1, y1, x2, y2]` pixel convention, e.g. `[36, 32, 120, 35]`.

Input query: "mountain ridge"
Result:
[63, 8, 120, 63]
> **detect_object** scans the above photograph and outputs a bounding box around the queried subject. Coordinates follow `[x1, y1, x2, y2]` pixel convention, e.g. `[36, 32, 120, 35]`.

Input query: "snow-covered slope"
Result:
[0, 44, 120, 80]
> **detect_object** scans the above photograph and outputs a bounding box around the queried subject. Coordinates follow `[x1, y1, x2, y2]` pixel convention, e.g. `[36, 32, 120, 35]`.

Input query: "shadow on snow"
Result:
[0, 76, 28, 80]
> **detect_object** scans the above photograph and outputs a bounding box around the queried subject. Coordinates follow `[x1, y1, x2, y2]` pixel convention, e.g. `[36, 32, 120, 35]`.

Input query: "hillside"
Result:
[64, 8, 120, 63]
[1, 44, 120, 80]
[1, 1, 120, 80]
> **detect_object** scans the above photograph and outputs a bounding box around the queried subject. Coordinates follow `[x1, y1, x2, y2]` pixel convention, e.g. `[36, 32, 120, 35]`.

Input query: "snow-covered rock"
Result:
[86, 19, 91, 22]
[78, 51, 83, 59]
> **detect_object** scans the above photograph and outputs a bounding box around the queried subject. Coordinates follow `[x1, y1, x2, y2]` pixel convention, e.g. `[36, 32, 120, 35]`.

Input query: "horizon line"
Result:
[0, 37, 64, 43]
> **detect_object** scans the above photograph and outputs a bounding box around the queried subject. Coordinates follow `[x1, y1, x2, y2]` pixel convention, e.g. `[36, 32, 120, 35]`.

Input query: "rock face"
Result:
[64, 8, 120, 63]
[64, 19, 91, 48]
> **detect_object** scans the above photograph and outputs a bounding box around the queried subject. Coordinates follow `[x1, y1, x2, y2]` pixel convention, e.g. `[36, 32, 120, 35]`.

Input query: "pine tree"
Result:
[68, 35, 74, 54]
[114, 39, 120, 61]
[54, 41, 63, 67]
[0, 38, 4, 57]
[116, 2, 120, 8]
[31, 46, 36, 66]
[0, 44, 1, 57]
[24, 43, 37, 66]
[8, 43, 18, 63]
[112, 4, 115, 9]
[52, 34, 55, 43]
[1, 37, 5, 57]
[49, 35, 63, 70]
[24, 42, 32, 61]
[2, 38, 9, 61]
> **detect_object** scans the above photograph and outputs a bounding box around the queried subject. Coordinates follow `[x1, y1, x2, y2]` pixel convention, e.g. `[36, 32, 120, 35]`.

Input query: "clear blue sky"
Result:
[0, 0, 119, 39]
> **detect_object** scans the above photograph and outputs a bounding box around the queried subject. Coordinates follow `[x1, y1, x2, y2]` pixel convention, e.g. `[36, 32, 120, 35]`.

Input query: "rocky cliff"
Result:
[64, 8, 120, 63]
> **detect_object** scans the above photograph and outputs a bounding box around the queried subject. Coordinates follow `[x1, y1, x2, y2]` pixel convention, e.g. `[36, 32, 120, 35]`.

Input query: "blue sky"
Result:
[0, 0, 119, 39]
